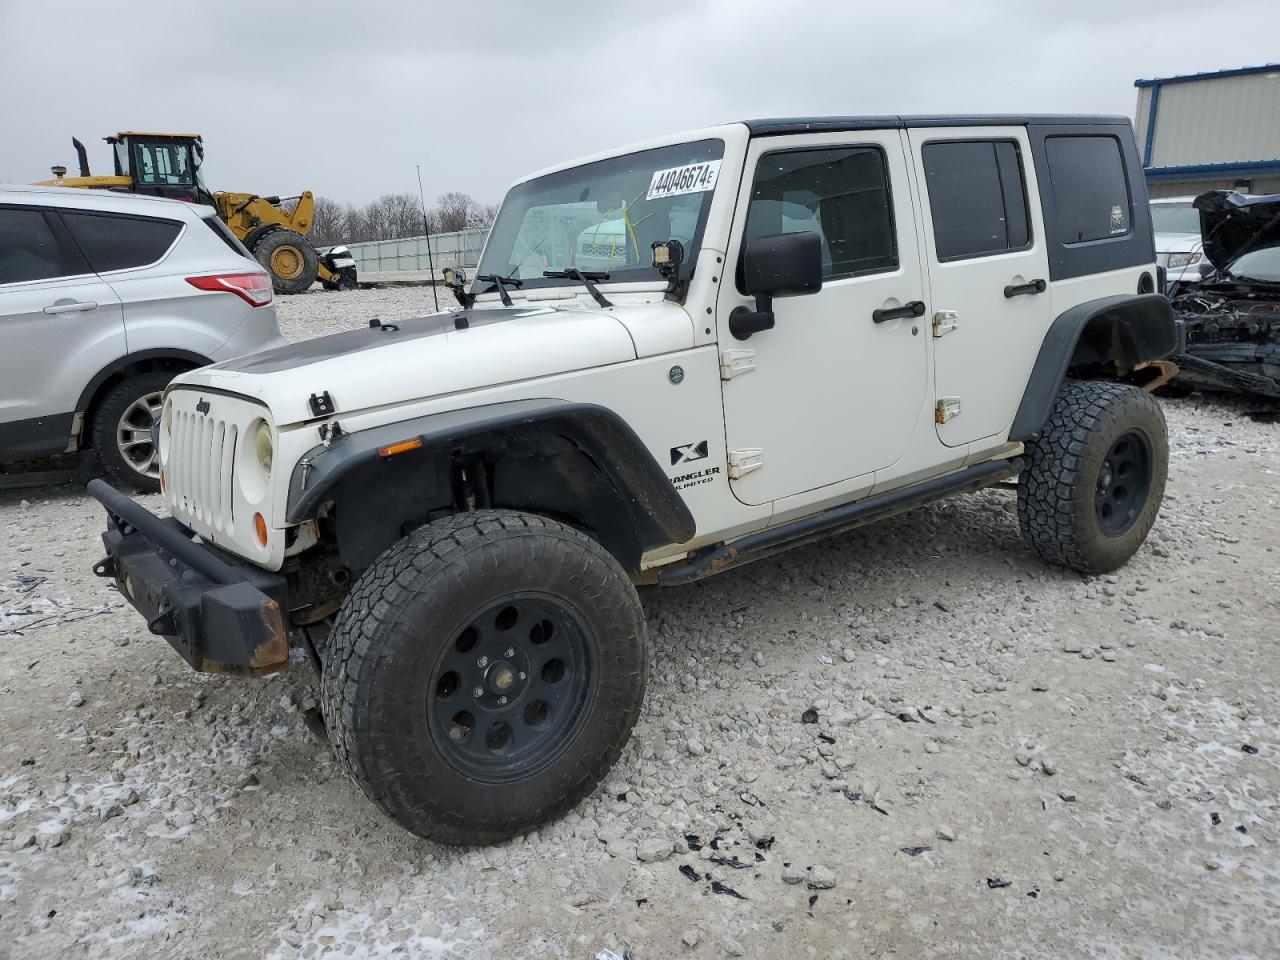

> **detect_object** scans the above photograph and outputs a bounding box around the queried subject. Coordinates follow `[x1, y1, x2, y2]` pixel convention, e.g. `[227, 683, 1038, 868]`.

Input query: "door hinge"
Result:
[935, 398, 961, 424]
[728, 448, 763, 479]
[932, 310, 958, 338]
[720, 348, 756, 380]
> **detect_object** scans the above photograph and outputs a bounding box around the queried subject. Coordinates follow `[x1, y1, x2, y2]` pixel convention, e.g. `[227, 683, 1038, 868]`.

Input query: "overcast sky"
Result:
[3, 0, 1278, 208]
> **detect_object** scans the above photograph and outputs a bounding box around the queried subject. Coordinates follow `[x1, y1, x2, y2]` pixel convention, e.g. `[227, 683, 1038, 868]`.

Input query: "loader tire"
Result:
[252, 229, 318, 295]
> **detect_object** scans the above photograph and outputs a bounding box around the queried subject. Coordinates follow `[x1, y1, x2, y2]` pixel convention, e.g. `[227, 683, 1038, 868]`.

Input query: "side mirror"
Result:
[730, 231, 823, 340]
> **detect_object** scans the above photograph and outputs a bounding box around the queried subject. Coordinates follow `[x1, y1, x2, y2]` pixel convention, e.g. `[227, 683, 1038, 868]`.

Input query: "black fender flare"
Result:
[1009, 293, 1177, 441]
[75, 348, 214, 415]
[285, 399, 696, 571]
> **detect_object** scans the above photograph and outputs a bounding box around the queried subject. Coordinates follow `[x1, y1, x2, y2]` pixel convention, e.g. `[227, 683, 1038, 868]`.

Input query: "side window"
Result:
[1044, 136, 1131, 243]
[742, 146, 897, 285]
[0, 207, 89, 285]
[60, 211, 183, 273]
[922, 140, 1031, 261]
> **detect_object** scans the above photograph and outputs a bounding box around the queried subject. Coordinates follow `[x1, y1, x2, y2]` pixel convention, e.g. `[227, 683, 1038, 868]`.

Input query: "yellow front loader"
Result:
[38, 133, 356, 295]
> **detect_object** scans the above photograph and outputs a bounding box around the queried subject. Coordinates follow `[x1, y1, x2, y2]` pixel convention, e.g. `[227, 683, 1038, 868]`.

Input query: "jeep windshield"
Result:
[475, 138, 725, 295]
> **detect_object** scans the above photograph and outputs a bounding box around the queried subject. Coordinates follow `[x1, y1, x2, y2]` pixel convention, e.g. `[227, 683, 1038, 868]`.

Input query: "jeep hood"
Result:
[1196, 190, 1280, 269]
[179, 299, 693, 425]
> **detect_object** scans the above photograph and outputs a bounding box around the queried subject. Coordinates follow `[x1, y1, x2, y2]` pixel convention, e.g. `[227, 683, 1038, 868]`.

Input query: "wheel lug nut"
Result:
[518, 672, 527, 681]
[505, 648, 515, 658]
[472, 686, 483, 698]
[498, 696, 508, 705]
[477, 656, 489, 668]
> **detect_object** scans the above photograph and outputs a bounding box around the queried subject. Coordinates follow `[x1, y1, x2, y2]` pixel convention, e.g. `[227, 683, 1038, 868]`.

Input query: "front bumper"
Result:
[88, 479, 290, 676]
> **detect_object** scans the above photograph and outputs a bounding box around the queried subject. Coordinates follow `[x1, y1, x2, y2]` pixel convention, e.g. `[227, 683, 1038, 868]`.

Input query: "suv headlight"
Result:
[254, 420, 273, 478]
[1167, 251, 1202, 269]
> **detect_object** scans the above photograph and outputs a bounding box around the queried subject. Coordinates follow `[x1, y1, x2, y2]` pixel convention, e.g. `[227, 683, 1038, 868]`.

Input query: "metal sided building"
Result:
[1134, 63, 1280, 198]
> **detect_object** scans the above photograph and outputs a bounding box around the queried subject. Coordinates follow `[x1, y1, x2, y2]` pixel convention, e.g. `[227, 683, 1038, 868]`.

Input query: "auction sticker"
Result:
[647, 160, 722, 201]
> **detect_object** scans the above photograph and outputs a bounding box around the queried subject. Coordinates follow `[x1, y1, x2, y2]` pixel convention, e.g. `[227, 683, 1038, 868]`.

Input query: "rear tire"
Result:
[321, 510, 647, 845]
[92, 372, 171, 493]
[251, 229, 318, 295]
[1018, 380, 1168, 574]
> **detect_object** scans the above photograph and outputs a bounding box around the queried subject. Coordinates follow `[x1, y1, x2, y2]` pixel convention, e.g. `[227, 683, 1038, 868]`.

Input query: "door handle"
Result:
[872, 300, 926, 324]
[43, 301, 99, 315]
[1003, 279, 1046, 298]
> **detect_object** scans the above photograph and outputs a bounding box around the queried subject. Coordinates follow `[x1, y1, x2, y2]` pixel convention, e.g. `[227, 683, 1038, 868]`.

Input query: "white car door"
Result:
[717, 129, 928, 506]
[906, 127, 1052, 447]
[0, 204, 124, 454]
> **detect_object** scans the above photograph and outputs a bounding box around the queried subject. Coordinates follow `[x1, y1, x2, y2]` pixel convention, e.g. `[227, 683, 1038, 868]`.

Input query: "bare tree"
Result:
[315, 190, 492, 244]
[310, 196, 346, 245]
[435, 191, 477, 233]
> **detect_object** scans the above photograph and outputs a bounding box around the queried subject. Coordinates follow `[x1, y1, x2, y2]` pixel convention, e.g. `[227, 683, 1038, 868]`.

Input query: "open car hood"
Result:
[1196, 190, 1280, 270]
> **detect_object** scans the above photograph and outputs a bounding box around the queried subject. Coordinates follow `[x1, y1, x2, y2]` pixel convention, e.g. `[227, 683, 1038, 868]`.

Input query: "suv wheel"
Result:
[1018, 380, 1168, 574]
[322, 510, 647, 845]
[93, 372, 171, 493]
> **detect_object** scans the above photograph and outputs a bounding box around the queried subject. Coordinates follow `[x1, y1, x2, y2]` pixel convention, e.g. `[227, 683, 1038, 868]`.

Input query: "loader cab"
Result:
[108, 133, 214, 207]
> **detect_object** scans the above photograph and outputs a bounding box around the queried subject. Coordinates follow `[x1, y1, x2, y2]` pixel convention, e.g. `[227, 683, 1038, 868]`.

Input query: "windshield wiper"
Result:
[543, 268, 612, 308]
[476, 273, 523, 307]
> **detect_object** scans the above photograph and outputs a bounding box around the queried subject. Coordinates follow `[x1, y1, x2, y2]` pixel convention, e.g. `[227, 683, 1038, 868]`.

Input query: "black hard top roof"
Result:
[743, 115, 1133, 135]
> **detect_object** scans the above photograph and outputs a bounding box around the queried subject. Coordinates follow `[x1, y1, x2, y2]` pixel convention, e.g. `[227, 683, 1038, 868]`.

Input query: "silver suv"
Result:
[0, 185, 286, 489]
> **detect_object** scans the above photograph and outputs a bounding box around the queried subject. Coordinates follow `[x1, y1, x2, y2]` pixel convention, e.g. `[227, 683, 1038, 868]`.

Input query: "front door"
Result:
[906, 127, 1052, 447]
[717, 130, 928, 506]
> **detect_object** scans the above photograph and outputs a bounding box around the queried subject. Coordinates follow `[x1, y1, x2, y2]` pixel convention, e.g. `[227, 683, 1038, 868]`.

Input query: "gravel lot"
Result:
[2, 286, 1278, 959]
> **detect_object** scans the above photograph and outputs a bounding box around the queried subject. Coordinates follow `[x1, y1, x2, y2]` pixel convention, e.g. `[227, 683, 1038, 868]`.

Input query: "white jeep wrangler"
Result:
[91, 115, 1178, 844]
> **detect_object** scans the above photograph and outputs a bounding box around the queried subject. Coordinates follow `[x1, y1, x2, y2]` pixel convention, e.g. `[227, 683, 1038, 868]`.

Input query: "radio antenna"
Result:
[416, 164, 440, 312]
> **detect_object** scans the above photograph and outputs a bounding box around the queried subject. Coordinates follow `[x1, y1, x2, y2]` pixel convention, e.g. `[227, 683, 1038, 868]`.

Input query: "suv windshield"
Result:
[1150, 203, 1200, 235]
[476, 138, 725, 293]
[1225, 246, 1280, 283]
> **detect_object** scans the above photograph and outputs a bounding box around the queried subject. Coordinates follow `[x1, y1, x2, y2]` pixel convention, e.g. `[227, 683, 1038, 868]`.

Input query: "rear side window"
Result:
[60, 211, 183, 272]
[742, 146, 897, 284]
[0, 207, 89, 284]
[203, 215, 255, 260]
[922, 140, 1030, 261]
[1043, 136, 1131, 243]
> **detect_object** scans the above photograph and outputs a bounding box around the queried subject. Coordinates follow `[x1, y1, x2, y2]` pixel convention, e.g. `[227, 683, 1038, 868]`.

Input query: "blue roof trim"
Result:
[1144, 160, 1280, 182]
[1134, 63, 1280, 87]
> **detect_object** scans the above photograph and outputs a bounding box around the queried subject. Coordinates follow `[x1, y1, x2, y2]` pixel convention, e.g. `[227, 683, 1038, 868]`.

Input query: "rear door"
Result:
[906, 127, 1051, 447]
[0, 204, 125, 454]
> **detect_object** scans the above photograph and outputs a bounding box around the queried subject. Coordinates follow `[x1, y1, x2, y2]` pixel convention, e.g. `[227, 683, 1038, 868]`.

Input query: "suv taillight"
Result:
[186, 272, 273, 307]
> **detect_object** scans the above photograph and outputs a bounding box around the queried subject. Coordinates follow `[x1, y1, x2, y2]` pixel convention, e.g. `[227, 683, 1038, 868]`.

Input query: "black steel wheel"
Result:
[322, 510, 647, 845]
[1019, 380, 1168, 574]
[428, 595, 596, 782]
[1094, 429, 1153, 536]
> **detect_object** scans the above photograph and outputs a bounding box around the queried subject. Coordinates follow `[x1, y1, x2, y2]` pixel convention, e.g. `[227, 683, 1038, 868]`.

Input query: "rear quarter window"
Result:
[203, 215, 256, 260]
[59, 210, 183, 273]
[1043, 136, 1131, 244]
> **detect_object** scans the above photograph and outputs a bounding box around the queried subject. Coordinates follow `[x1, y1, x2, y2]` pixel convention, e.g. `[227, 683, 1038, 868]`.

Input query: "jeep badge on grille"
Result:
[195, 398, 211, 414]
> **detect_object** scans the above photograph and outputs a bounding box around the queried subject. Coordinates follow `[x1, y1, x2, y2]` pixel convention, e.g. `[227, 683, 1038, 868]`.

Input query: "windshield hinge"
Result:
[720, 349, 756, 380]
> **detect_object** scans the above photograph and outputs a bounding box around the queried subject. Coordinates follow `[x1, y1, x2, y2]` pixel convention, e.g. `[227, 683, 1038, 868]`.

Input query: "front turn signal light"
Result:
[253, 512, 268, 547]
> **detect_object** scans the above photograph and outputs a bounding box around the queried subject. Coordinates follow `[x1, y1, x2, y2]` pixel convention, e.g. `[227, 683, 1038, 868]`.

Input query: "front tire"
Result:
[322, 510, 647, 845]
[1018, 380, 1168, 574]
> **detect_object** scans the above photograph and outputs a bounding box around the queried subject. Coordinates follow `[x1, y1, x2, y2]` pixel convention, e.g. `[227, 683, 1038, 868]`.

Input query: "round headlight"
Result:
[255, 421, 273, 477]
